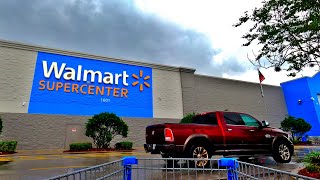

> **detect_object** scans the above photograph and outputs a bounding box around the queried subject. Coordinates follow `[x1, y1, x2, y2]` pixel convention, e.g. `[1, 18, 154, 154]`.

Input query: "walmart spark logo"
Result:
[132, 70, 151, 92]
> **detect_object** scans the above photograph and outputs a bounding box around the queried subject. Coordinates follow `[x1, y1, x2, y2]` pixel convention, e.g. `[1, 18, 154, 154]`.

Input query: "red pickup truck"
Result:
[144, 111, 293, 167]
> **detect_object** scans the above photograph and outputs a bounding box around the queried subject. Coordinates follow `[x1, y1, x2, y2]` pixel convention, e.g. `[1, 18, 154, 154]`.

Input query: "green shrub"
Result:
[0, 141, 17, 153]
[86, 112, 128, 149]
[293, 140, 313, 145]
[180, 112, 197, 123]
[304, 151, 320, 173]
[280, 116, 311, 141]
[292, 139, 300, 144]
[304, 151, 320, 165]
[306, 164, 320, 173]
[115, 141, 133, 150]
[69, 142, 92, 151]
[306, 140, 313, 145]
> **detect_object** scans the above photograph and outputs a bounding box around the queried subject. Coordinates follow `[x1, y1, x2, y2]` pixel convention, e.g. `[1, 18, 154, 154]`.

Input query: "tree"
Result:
[85, 112, 128, 149]
[280, 116, 312, 141]
[180, 112, 197, 123]
[235, 0, 320, 77]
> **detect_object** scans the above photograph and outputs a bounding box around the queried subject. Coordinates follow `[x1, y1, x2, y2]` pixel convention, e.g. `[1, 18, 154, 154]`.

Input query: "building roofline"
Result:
[195, 74, 280, 87]
[280, 76, 308, 85]
[280, 72, 320, 85]
[0, 39, 290, 86]
[0, 39, 196, 72]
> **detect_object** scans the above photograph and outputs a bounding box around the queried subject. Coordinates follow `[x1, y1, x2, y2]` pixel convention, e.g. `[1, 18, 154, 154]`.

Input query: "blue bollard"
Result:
[218, 158, 239, 180]
[122, 156, 138, 180]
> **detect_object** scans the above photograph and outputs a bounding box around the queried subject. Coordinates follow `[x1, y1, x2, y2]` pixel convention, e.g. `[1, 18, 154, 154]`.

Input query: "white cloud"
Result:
[222, 67, 318, 86]
[135, 0, 263, 62]
[1, 0, 317, 86]
[135, 0, 318, 86]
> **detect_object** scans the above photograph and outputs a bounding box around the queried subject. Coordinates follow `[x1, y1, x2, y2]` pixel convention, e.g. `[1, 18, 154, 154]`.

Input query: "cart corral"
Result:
[48, 157, 317, 180]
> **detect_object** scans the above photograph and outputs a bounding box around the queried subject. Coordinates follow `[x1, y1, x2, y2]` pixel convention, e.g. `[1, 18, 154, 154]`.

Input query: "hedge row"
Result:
[0, 141, 17, 153]
[115, 141, 133, 150]
[69, 142, 92, 151]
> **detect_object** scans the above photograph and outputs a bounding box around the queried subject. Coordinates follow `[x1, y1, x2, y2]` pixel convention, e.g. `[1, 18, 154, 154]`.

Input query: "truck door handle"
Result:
[249, 130, 255, 132]
[227, 129, 232, 131]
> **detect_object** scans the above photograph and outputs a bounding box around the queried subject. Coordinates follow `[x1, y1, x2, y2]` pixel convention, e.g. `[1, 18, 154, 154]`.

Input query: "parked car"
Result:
[144, 111, 293, 167]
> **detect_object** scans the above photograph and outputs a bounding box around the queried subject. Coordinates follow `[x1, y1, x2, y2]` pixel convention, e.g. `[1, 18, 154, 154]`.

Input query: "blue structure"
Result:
[28, 52, 153, 117]
[122, 156, 138, 180]
[219, 158, 239, 180]
[281, 72, 320, 136]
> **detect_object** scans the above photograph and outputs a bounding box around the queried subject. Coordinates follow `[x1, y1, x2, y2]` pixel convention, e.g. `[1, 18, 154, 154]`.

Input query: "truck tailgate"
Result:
[146, 124, 165, 144]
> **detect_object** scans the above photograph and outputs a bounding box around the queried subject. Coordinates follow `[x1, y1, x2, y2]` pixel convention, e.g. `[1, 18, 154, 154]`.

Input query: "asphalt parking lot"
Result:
[0, 146, 319, 180]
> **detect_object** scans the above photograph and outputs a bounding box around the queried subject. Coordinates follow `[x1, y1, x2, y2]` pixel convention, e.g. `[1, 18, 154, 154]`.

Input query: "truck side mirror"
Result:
[261, 120, 270, 128]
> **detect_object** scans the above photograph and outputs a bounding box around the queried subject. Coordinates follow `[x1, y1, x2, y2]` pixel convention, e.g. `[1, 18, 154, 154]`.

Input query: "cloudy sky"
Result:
[0, 0, 317, 85]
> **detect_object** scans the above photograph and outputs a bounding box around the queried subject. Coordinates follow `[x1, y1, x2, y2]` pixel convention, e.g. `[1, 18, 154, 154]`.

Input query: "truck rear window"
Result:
[224, 112, 245, 125]
[192, 113, 217, 125]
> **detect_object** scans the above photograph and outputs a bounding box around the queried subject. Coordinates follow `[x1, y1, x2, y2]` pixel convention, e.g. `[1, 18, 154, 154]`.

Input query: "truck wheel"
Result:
[189, 144, 212, 168]
[272, 140, 292, 163]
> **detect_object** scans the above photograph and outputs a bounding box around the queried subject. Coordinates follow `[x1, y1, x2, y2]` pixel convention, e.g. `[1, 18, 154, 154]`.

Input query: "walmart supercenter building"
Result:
[0, 40, 319, 150]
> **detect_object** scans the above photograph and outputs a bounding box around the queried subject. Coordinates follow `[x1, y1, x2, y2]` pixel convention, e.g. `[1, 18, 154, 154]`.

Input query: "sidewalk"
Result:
[294, 144, 320, 149]
[0, 146, 146, 157]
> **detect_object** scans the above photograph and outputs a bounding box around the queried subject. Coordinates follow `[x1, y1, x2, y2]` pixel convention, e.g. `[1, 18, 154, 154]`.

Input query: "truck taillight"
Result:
[164, 128, 174, 142]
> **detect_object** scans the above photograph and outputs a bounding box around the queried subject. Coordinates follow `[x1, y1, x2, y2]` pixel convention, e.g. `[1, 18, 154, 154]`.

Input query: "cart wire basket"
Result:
[48, 157, 318, 180]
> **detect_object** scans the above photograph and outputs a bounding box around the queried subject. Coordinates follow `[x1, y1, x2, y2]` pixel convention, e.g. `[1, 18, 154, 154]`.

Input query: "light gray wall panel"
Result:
[181, 73, 288, 127]
[0, 113, 179, 150]
[153, 69, 183, 119]
[0, 46, 37, 113]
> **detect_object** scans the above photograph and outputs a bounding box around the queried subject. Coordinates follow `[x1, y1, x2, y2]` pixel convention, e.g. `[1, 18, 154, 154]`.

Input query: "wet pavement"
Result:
[0, 150, 158, 180]
[0, 146, 318, 180]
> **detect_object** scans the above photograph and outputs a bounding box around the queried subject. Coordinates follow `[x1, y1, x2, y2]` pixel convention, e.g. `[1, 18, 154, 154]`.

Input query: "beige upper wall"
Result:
[152, 69, 184, 119]
[181, 73, 288, 127]
[0, 46, 36, 113]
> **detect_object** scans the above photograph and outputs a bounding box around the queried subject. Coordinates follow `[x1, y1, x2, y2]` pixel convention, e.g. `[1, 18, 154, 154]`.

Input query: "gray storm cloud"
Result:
[0, 0, 248, 76]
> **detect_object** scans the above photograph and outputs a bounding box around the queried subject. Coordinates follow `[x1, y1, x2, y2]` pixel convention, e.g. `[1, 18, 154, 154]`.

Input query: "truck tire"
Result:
[188, 143, 212, 168]
[272, 139, 292, 163]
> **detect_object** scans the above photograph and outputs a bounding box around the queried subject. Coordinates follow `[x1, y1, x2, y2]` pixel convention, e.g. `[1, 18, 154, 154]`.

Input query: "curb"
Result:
[0, 149, 142, 157]
[0, 157, 13, 163]
[62, 150, 135, 154]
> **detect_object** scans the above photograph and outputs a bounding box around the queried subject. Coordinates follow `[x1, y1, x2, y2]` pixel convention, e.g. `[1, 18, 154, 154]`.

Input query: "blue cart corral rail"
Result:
[48, 157, 317, 180]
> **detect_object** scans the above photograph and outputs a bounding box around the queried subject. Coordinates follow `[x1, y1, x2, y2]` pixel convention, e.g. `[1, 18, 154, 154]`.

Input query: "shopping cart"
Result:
[48, 157, 318, 180]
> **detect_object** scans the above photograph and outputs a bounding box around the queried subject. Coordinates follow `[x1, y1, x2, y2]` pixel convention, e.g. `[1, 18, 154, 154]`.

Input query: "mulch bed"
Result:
[0, 152, 16, 155]
[294, 143, 315, 146]
[298, 168, 320, 179]
[63, 148, 134, 153]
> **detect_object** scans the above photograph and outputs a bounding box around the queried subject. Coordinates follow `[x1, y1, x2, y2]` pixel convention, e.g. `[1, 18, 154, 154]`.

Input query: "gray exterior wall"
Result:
[0, 46, 37, 113]
[180, 72, 288, 127]
[0, 39, 288, 150]
[0, 40, 185, 150]
[153, 69, 183, 119]
[0, 113, 179, 150]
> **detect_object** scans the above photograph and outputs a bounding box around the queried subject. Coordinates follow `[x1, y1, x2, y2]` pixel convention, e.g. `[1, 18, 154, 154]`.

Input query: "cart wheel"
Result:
[238, 156, 252, 162]
[189, 144, 212, 168]
[272, 140, 292, 163]
[162, 154, 178, 166]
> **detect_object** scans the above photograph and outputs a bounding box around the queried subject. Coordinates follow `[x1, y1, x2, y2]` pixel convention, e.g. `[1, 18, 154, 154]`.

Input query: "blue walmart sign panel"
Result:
[28, 52, 153, 117]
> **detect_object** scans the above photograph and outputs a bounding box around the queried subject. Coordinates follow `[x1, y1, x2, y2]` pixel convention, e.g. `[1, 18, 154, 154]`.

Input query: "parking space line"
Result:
[30, 165, 88, 171]
[60, 155, 81, 159]
[18, 156, 59, 160]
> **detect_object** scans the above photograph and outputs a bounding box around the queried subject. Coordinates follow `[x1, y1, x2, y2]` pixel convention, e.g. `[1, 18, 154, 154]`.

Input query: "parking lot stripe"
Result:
[30, 165, 88, 171]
